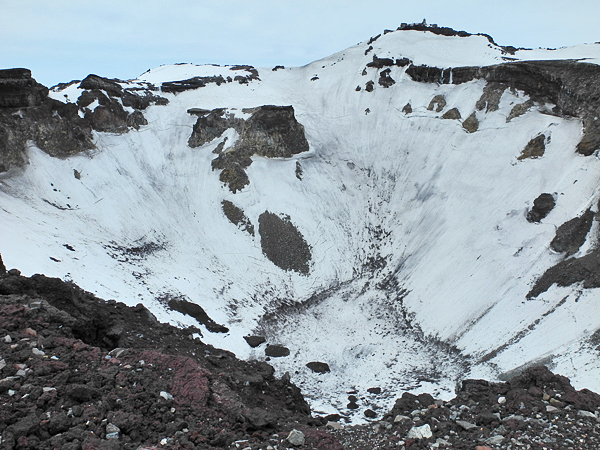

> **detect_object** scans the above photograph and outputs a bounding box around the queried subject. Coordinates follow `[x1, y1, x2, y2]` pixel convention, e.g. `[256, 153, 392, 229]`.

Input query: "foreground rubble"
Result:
[1, 263, 599, 449]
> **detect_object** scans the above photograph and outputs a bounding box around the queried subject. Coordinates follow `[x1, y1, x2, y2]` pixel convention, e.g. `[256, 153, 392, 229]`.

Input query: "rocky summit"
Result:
[2, 23, 600, 448]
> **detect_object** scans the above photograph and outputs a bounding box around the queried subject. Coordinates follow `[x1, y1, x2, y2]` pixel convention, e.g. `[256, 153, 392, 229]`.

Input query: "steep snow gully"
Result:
[3, 25, 600, 421]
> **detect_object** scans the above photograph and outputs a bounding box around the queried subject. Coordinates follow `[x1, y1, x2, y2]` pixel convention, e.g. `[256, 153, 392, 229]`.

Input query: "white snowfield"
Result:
[3, 28, 600, 421]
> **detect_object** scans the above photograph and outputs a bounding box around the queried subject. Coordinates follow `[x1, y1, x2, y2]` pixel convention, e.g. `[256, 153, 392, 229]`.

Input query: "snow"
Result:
[3, 28, 600, 422]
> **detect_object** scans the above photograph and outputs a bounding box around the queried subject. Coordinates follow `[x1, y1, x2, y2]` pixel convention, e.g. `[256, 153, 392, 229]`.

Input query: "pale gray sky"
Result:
[3, 0, 599, 87]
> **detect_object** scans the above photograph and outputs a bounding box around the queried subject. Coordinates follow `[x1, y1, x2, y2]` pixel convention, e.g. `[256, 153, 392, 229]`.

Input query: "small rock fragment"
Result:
[306, 361, 330, 373]
[407, 423, 432, 439]
[364, 409, 377, 418]
[160, 391, 174, 401]
[326, 421, 343, 430]
[286, 429, 305, 446]
[32, 348, 45, 356]
[3, 335, 12, 343]
[456, 420, 478, 430]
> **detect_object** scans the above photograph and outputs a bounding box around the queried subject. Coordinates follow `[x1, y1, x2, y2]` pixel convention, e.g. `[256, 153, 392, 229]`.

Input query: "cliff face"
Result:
[405, 60, 600, 154]
[2, 27, 600, 423]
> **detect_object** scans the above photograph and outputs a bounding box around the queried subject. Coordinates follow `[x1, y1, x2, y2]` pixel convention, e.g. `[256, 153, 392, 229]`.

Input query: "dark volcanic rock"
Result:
[258, 211, 311, 274]
[0, 269, 314, 449]
[306, 362, 330, 373]
[237, 105, 309, 158]
[378, 68, 395, 88]
[222, 200, 255, 236]
[406, 60, 600, 155]
[366, 55, 395, 69]
[475, 82, 507, 112]
[526, 193, 555, 223]
[427, 94, 446, 112]
[0, 74, 94, 171]
[265, 345, 291, 357]
[0, 68, 48, 108]
[79, 74, 123, 97]
[550, 208, 595, 255]
[528, 248, 600, 297]
[442, 107, 461, 120]
[167, 297, 229, 333]
[518, 134, 546, 160]
[199, 105, 309, 192]
[188, 108, 234, 148]
[161, 75, 227, 93]
[244, 335, 266, 348]
[462, 111, 479, 133]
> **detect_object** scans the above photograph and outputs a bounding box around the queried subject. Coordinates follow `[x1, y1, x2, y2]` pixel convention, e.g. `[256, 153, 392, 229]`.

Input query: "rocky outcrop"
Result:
[378, 69, 395, 88]
[442, 107, 461, 120]
[528, 249, 600, 298]
[0, 68, 48, 108]
[0, 270, 313, 449]
[518, 134, 546, 160]
[427, 95, 446, 112]
[221, 200, 255, 236]
[526, 193, 555, 223]
[161, 66, 260, 93]
[0, 96, 94, 172]
[406, 61, 600, 156]
[475, 82, 506, 112]
[167, 297, 229, 333]
[188, 109, 237, 148]
[189, 105, 309, 192]
[462, 112, 479, 133]
[0, 71, 168, 172]
[258, 211, 311, 274]
[550, 209, 595, 256]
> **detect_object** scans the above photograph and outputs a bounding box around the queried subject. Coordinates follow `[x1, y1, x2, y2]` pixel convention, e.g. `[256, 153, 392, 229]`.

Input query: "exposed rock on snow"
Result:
[427, 94, 446, 112]
[306, 362, 331, 373]
[193, 105, 309, 192]
[462, 111, 479, 132]
[243, 335, 266, 348]
[550, 208, 595, 256]
[441, 107, 461, 120]
[526, 193, 555, 223]
[265, 344, 291, 357]
[0, 68, 47, 108]
[518, 134, 546, 160]
[222, 200, 255, 236]
[258, 212, 311, 274]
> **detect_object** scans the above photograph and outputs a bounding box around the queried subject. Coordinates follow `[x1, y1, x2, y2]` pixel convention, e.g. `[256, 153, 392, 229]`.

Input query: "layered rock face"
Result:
[0, 68, 47, 108]
[0, 72, 167, 172]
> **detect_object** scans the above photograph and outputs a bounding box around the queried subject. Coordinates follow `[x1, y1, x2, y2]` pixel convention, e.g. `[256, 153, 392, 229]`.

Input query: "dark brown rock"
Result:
[258, 211, 311, 274]
[265, 344, 290, 357]
[167, 297, 229, 333]
[306, 362, 330, 373]
[427, 95, 446, 112]
[518, 134, 546, 160]
[243, 336, 266, 348]
[79, 74, 123, 97]
[442, 107, 461, 120]
[378, 68, 395, 88]
[0, 68, 48, 108]
[526, 193, 555, 223]
[550, 208, 595, 255]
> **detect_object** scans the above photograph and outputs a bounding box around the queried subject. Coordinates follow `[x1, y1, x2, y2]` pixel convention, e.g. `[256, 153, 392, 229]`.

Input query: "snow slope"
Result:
[3, 28, 600, 420]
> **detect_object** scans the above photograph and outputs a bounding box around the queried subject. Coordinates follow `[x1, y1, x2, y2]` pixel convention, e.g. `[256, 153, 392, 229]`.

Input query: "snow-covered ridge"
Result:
[2, 26, 600, 422]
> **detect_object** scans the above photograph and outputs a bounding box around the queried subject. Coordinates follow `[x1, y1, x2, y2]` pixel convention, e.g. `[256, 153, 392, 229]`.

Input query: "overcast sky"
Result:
[3, 1, 599, 87]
